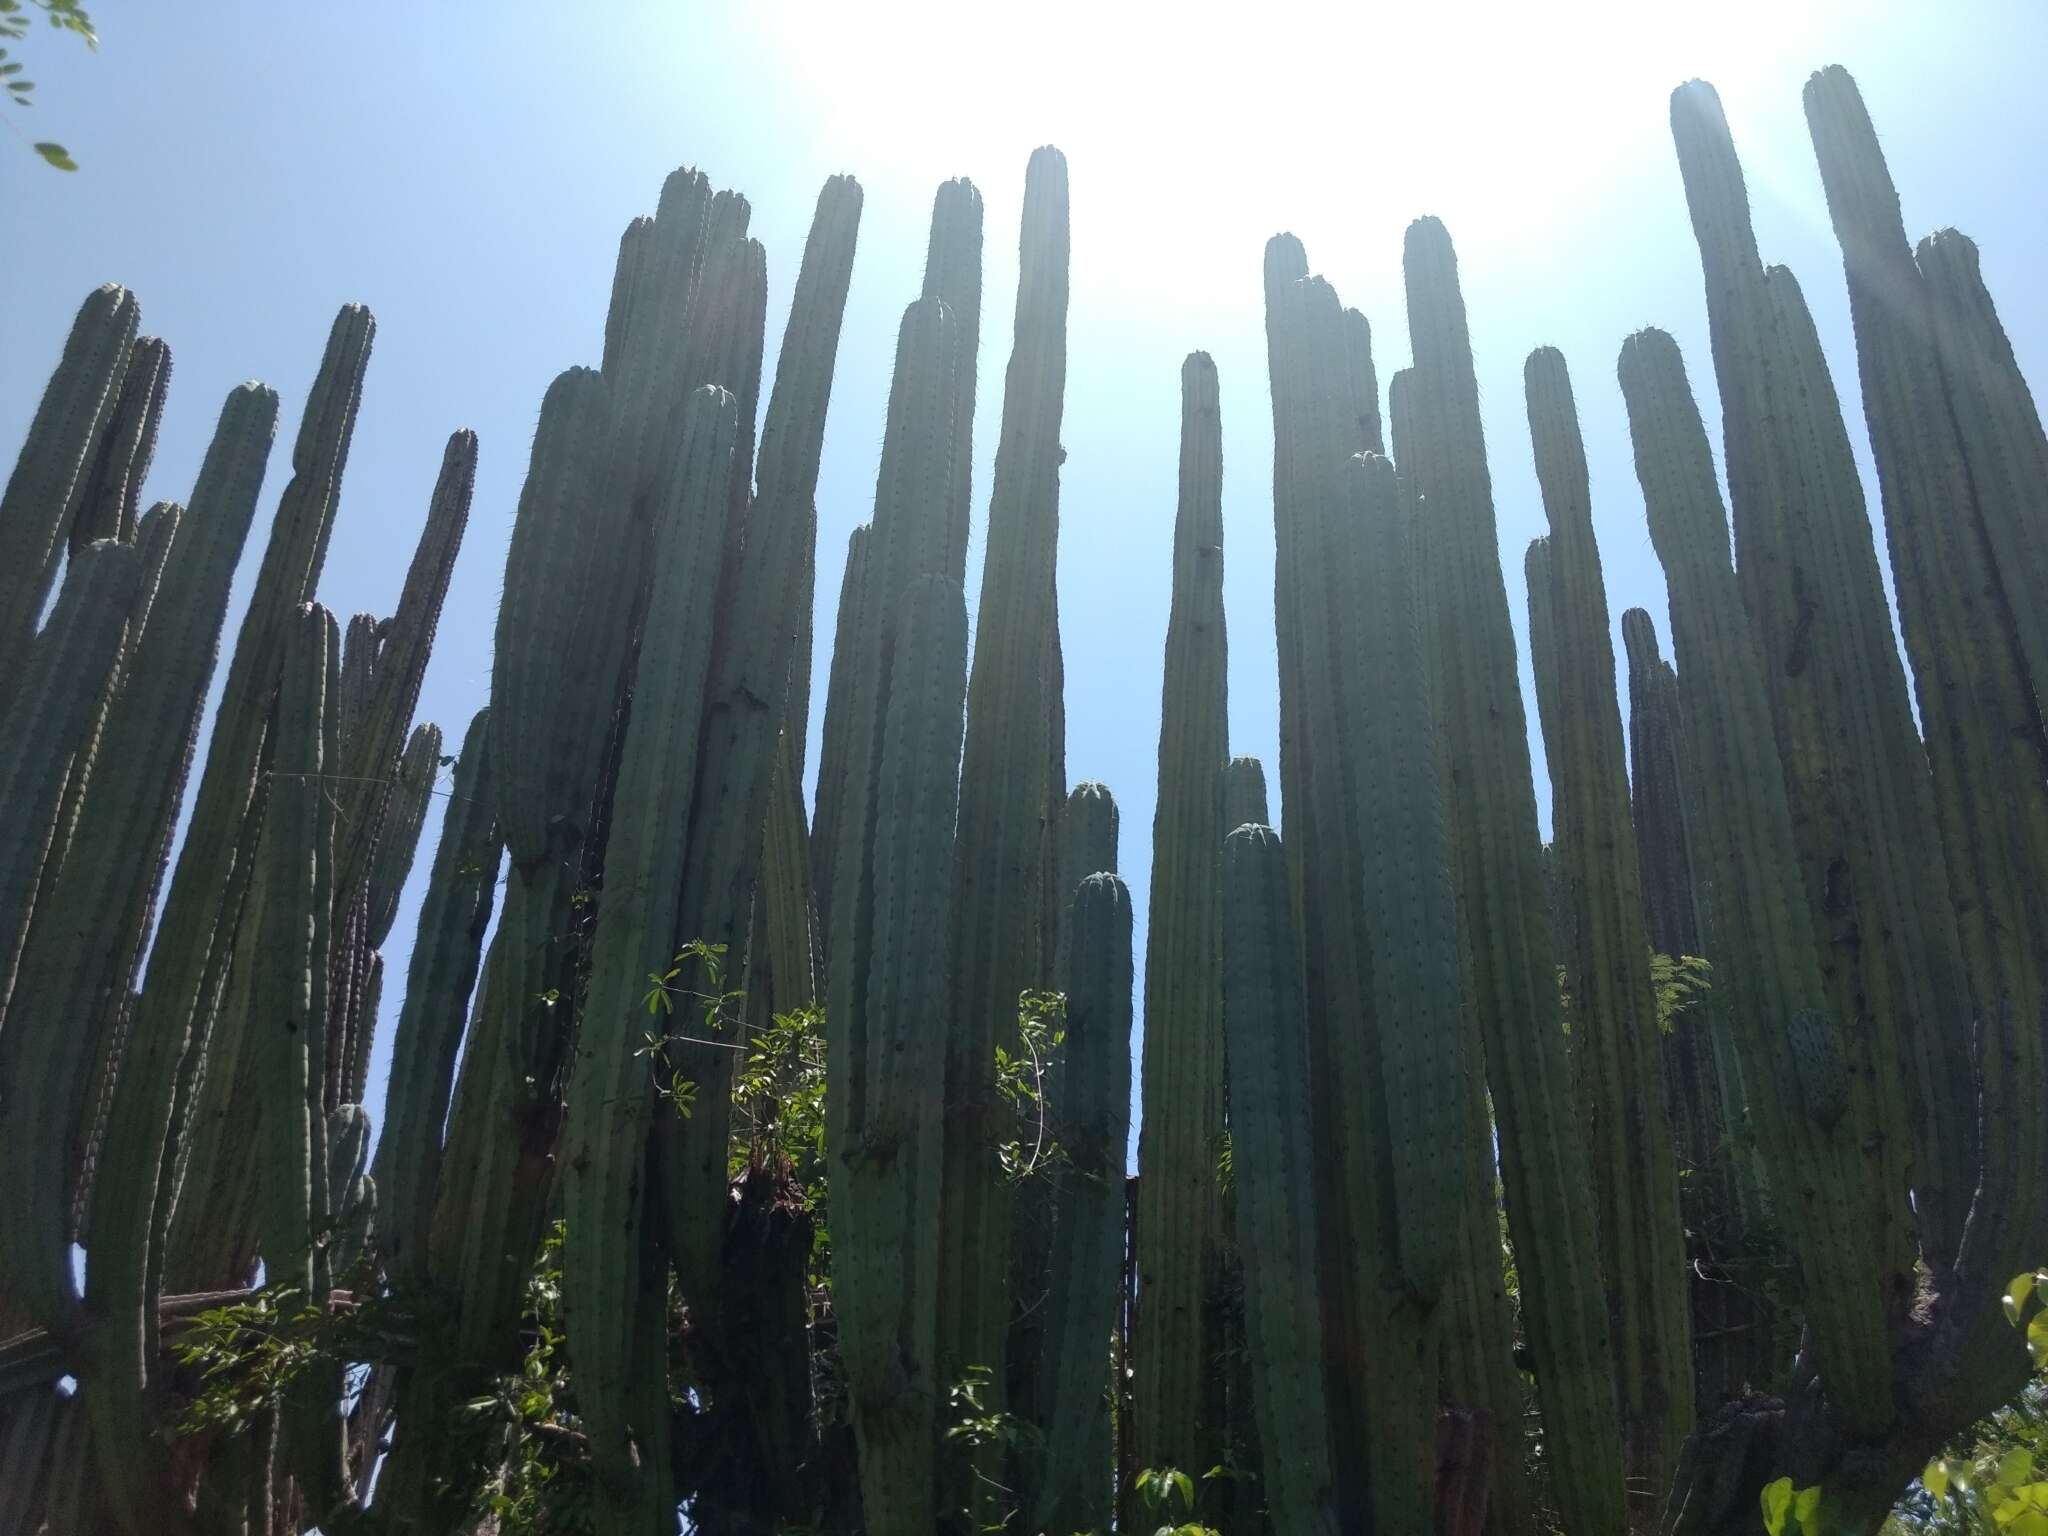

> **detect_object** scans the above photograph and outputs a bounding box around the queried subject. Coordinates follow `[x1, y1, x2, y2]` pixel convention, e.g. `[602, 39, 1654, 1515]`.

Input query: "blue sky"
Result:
[5, 0, 2045, 1151]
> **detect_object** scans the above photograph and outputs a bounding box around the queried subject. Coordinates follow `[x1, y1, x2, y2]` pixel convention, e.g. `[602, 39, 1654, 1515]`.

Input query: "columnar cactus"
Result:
[562, 383, 738, 1519]
[944, 146, 1071, 1421]
[372, 707, 499, 1285]
[922, 177, 985, 582]
[1030, 867, 1132, 1535]
[1133, 350, 1228, 1487]
[1401, 215, 1624, 1531]
[1522, 346, 1694, 1511]
[659, 174, 862, 1328]
[1222, 754, 1268, 830]
[1799, 68, 2048, 1309]
[0, 284, 140, 675]
[72, 334, 170, 550]
[1671, 78, 1958, 1293]
[1220, 824, 1339, 1536]
[1618, 324, 1895, 1436]
[811, 521, 871, 934]
[830, 572, 970, 1536]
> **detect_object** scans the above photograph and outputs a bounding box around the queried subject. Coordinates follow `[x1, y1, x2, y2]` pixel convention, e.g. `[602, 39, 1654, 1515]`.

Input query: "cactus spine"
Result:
[1522, 346, 1694, 1510]
[1402, 215, 1625, 1530]
[1619, 325, 1895, 1435]
[0, 284, 140, 675]
[1133, 349, 1229, 1486]
[1031, 868, 1133, 1535]
[944, 146, 1071, 1421]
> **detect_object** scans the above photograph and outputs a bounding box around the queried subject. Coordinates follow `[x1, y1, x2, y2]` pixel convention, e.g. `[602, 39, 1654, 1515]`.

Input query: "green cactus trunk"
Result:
[1798, 70, 2048, 1333]
[658, 173, 862, 1338]
[811, 522, 871, 938]
[371, 707, 500, 1285]
[562, 383, 738, 1523]
[1618, 324, 1896, 1438]
[1401, 216, 1625, 1531]
[1521, 347, 1695, 1515]
[1133, 350, 1229, 1491]
[944, 148, 1071, 1443]
[1222, 755, 1268, 831]
[1220, 824, 1339, 1536]
[1030, 868, 1132, 1535]
[0, 284, 141, 678]
[830, 572, 970, 1536]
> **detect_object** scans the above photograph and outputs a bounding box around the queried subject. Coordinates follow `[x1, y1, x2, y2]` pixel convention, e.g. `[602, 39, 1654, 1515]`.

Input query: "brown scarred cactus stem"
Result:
[1223, 754, 1268, 830]
[1674, 77, 1954, 1294]
[0, 284, 139, 673]
[1402, 216, 1624, 1529]
[1523, 346, 1695, 1511]
[831, 573, 969, 1536]
[658, 176, 862, 1324]
[943, 148, 1071, 1433]
[1801, 67, 2048, 1293]
[372, 707, 499, 1286]
[1133, 349, 1228, 1489]
[1619, 325, 1894, 1436]
[1030, 870, 1133, 1535]
[811, 522, 871, 937]
[1221, 825, 1339, 1536]
[564, 384, 738, 1520]
[72, 335, 171, 549]
[0, 537, 146, 1328]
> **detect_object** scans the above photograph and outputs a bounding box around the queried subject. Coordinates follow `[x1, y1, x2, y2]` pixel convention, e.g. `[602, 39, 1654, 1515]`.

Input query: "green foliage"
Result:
[0, 0, 94, 169]
[637, 937, 747, 1120]
[1652, 951, 1714, 1034]
[1761, 1477, 1825, 1536]
[1885, 1383, 2048, 1535]
[1134, 1465, 1224, 1536]
[996, 988, 1067, 1183]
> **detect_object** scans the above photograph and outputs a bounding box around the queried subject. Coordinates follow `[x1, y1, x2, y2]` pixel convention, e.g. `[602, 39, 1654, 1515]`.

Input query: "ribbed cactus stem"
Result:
[254, 603, 338, 1297]
[564, 384, 738, 1517]
[811, 522, 871, 935]
[1619, 325, 1895, 1436]
[944, 147, 1072, 1419]
[922, 176, 985, 581]
[372, 707, 499, 1285]
[1060, 780, 1119, 889]
[1402, 215, 1624, 1529]
[73, 334, 170, 550]
[1134, 349, 1228, 1485]
[831, 573, 969, 1536]
[1222, 755, 1268, 830]
[365, 725, 443, 951]
[659, 176, 862, 1323]
[1523, 346, 1695, 1512]
[1673, 78, 1954, 1295]
[1801, 67, 2048, 1296]
[0, 284, 140, 672]
[0, 536, 147, 1327]
[1030, 870, 1133, 1535]
[1221, 825, 1339, 1536]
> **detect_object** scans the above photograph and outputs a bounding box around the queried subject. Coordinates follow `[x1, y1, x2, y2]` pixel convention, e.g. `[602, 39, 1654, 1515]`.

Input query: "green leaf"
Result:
[1792, 1484, 1823, 1535]
[1760, 1477, 1793, 1536]
[32, 141, 74, 170]
[2007, 1273, 2038, 1326]
[2029, 1309, 2048, 1369]
[2003, 1451, 2038, 1489]
[1925, 1460, 1951, 1501]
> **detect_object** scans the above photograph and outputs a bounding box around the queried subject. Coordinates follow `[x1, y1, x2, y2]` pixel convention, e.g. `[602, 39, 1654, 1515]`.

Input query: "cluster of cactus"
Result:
[2, 56, 2046, 1536]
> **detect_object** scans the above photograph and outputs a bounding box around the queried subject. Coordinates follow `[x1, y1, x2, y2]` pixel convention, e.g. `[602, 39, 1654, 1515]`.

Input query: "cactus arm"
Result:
[563, 383, 738, 1517]
[1031, 870, 1134, 1534]
[1524, 346, 1696, 1504]
[0, 284, 140, 672]
[371, 707, 499, 1285]
[1132, 349, 1229, 1485]
[942, 149, 1072, 1428]
[921, 176, 985, 583]
[1402, 216, 1626, 1529]
[810, 521, 872, 935]
[1222, 754, 1268, 831]
[1221, 826, 1340, 1536]
[72, 334, 171, 550]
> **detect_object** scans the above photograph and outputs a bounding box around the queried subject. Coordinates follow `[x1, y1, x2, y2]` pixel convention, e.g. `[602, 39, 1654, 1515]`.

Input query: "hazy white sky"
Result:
[5, 0, 2044, 1145]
